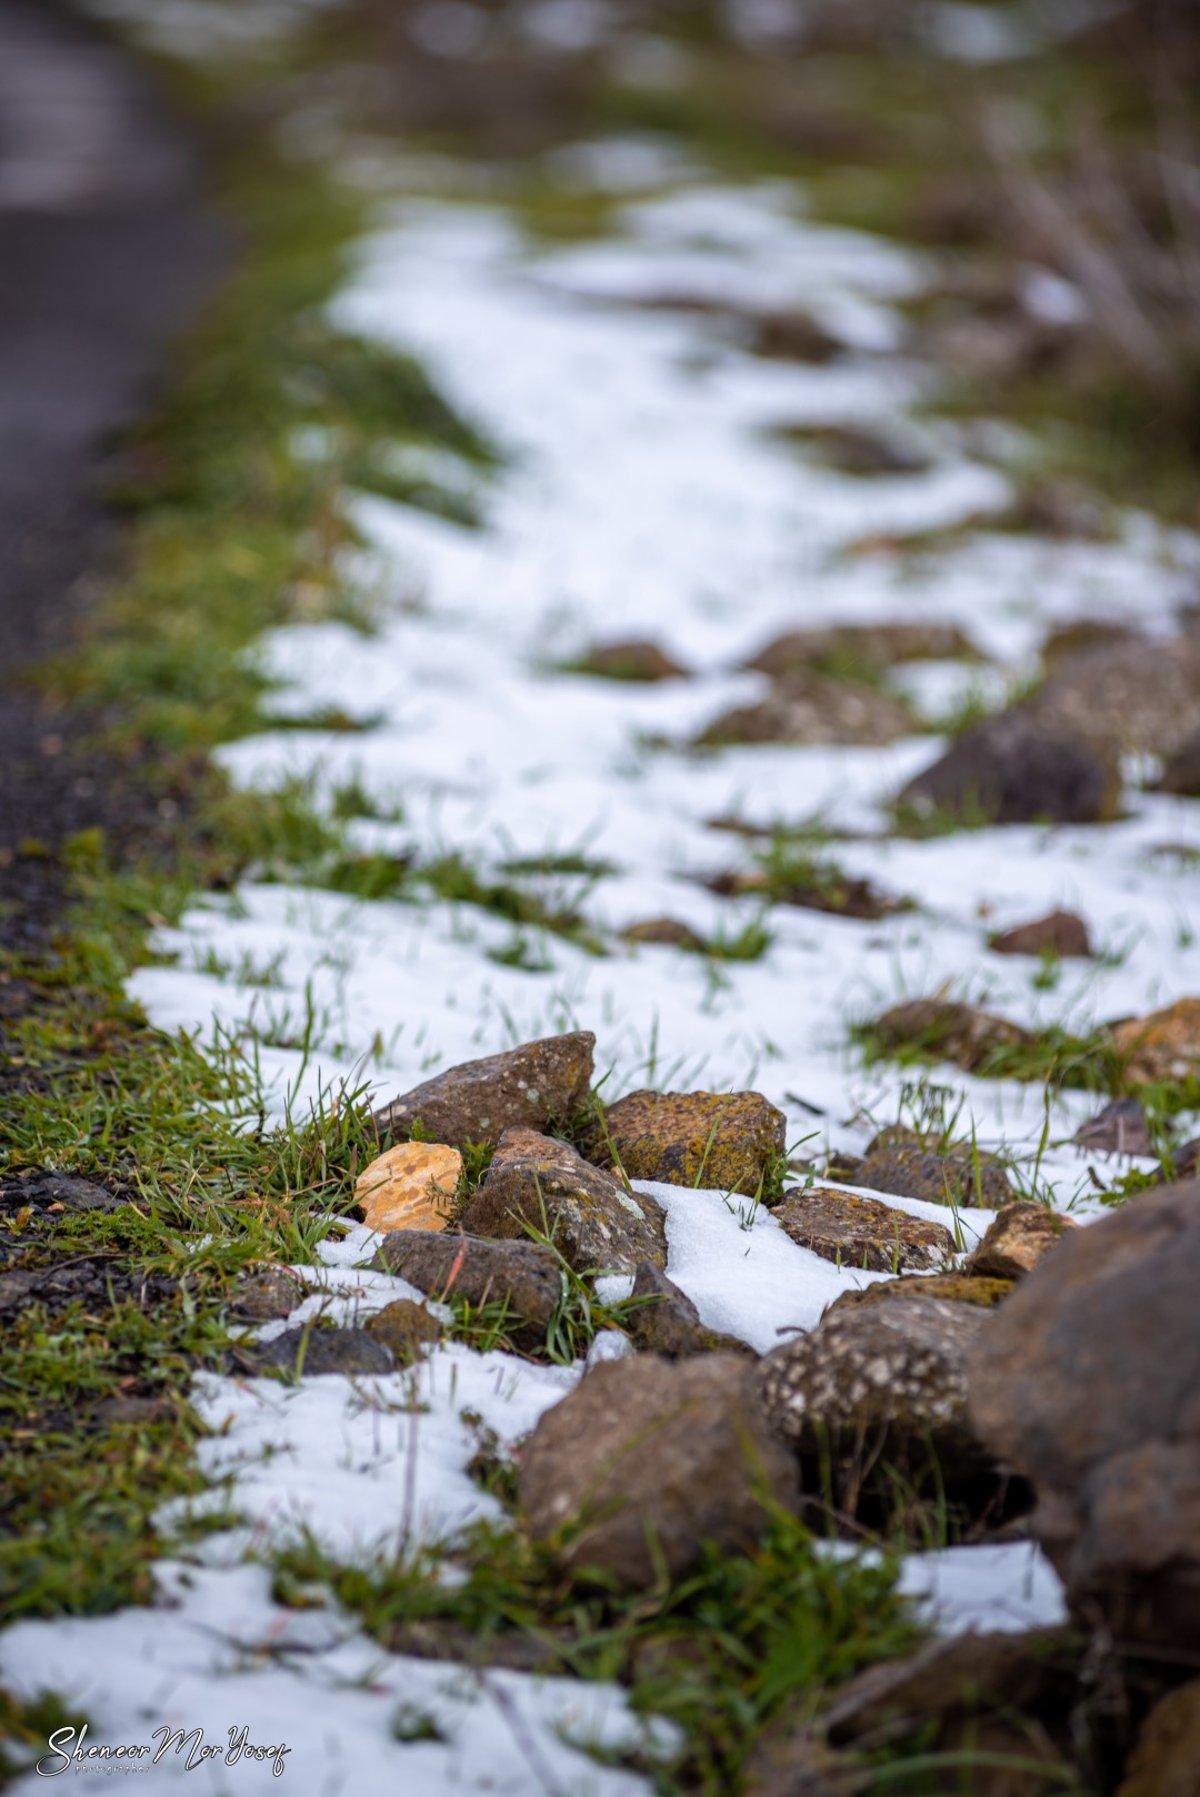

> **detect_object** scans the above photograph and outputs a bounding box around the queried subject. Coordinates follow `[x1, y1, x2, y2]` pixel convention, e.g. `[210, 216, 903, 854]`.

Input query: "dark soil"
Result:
[0, 0, 229, 956]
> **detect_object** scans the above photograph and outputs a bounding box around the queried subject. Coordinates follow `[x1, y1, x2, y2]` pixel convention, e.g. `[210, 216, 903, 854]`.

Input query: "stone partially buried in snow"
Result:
[457, 1127, 667, 1275]
[620, 916, 706, 950]
[856, 1125, 1013, 1207]
[965, 1202, 1076, 1282]
[1025, 634, 1200, 760]
[372, 1030, 595, 1148]
[519, 1354, 796, 1589]
[827, 1272, 1015, 1315]
[355, 1141, 462, 1232]
[572, 638, 688, 682]
[377, 1228, 563, 1352]
[868, 999, 1030, 1075]
[744, 621, 978, 681]
[590, 1088, 786, 1196]
[967, 1178, 1200, 1651]
[1111, 998, 1200, 1088]
[988, 908, 1092, 959]
[626, 1260, 755, 1359]
[896, 711, 1120, 826]
[697, 672, 915, 748]
[366, 1298, 443, 1360]
[760, 1295, 994, 1493]
[242, 1326, 394, 1378]
[775, 1185, 956, 1273]
[1073, 1097, 1152, 1157]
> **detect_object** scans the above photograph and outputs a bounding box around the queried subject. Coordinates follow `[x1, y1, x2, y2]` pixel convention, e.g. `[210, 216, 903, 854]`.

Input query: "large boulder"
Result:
[372, 1031, 595, 1148]
[519, 1355, 796, 1589]
[457, 1127, 667, 1275]
[896, 711, 1120, 826]
[968, 1180, 1200, 1651]
[586, 1087, 786, 1197]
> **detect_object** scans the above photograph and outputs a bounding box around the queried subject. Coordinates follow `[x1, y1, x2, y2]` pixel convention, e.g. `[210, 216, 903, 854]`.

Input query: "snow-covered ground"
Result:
[8, 32, 1200, 1788]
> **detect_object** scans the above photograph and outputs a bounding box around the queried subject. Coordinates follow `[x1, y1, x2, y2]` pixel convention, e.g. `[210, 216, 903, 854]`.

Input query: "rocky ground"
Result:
[2, 1, 1200, 1792]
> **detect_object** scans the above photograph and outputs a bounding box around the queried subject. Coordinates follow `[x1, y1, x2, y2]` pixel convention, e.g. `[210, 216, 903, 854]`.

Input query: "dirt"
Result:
[0, 0, 229, 957]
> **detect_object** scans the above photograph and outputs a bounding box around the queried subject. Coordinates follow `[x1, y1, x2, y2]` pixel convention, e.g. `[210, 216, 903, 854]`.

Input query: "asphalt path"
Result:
[0, 0, 228, 950]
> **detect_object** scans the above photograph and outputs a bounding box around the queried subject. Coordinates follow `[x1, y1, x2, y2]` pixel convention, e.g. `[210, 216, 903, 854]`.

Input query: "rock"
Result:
[698, 672, 915, 748]
[1073, 1097, 1153, 1157]
[1157, 723, 1200, 796]
[1111, 997, 1200, 1088]
[589, 1087, 787, 1197]
[377, 1228, 563, 1352]
[1117, 1680, 1200, 1797]
[827, 1273, 1015, 1315]
[968, 1179, 1200, 1651]
[519, 1354, 797, 1588]
[620, 916, 706, 950]
[373, 1031, 595, 1148]
[626, 1261, 754, 1358]
[0, 1170, 124, 1215]
[989, 909, 1092, 959]
[760, 1295, 994, 1495]
[228, 1265, 305, 1322]
[355, 1141, 462, 1232]
[780, 422, 932, 477]
[1162, 1136, 1200, 1182]
[776, 1185, 956, 1273]
[458, 1127, 668, 1276]
[1025, 635, 1200, 760]
[752, 309, 843, 364]
[572, 639, 688, 682]
[1007, 477, 1113, 542]
[706, 865, 902, 921]
[244, 1326, 394, 1378]
[966, 1203, 1077, 1281]
[1042, 618, 1144, 665]
[855, 1126, 1014, 1208]
[366, 1298, 443, 1359]
[868, 999, 1030, 1075]
[745, 623, 979, 682]
[898, 711, 1120, 828]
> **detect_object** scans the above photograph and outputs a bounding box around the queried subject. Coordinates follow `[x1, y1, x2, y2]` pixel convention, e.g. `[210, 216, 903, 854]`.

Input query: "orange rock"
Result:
[1112, 998, 1200, 1088]
[355, 1142, 462, 1232]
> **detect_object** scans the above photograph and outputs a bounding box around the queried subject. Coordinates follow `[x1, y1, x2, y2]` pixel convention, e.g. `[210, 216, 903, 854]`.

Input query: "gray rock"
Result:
[519, 1355, 797, 1589]
[776, 1185, 956, 1273]
[760, 1296, 994, 1497]
[1073, 1097, 1153, 1158]
[245, 1326, 394, 1377]
[968, 1178, 1200, 1651]
[377, 1227, 563, 1352]
[897, 711, 1120, 826]
[458, 1127, 667, 1275]
[373, 1031, 595, 1148]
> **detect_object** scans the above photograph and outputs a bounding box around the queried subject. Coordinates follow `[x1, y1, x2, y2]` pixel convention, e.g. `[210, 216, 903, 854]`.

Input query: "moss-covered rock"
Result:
[588, 1088, 786, 1197]
[828, 1273, 1016, 1316]
[776, 1186, 955, 1273]
[366, 1298, 443, 1360]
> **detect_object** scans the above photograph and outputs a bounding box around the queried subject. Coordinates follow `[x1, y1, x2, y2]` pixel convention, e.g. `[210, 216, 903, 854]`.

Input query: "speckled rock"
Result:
[760, 1295, 993, 1485]
[896, 711, 1121, 826]
[744, 622, 978, 680]
[856, 1128, 1013, 1208]
[776, 1186, 955, 1273]
[626, 1260, 754, 1359]
[826, 1273, 1015, 1316]
[365, 1298, 443, 1359]
[1117, 1681, 1200, 1797]
[355, 1141, 461, 1232]
[1073, 1097, 1153, 1157]
[620, 916, 706, 950]
[373, 1031, 595, 1148]
[989, 909, 1092, 959]
[589, 1088, 786, 1197]
[1157, 724, 1200, 797]
[1111, 998, 1200, 1088]
[966, 1203, 1077, 1281]
[868, 999, 1030, 1075]
[458, 1127, 667, 1275]
[228, 1265, 305, 1323]
[573, 639, 688, 682]
[377, 1228, 563, 1352]
[968, 1179, 1200, 1651]
[243, 1326, 394, 1378]
[697, 673, 915, 748]
[1025, 635, 1200, 759]
[519, 1354, 797, 1589]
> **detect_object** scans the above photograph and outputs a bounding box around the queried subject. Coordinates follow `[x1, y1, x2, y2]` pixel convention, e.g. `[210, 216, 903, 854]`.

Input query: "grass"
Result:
[267, 1508, 920, 1795]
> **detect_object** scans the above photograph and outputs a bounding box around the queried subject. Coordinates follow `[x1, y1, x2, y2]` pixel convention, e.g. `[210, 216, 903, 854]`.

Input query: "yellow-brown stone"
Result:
[355, 1141, 462, 1232]
[1112, 998, 1200, 1088]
